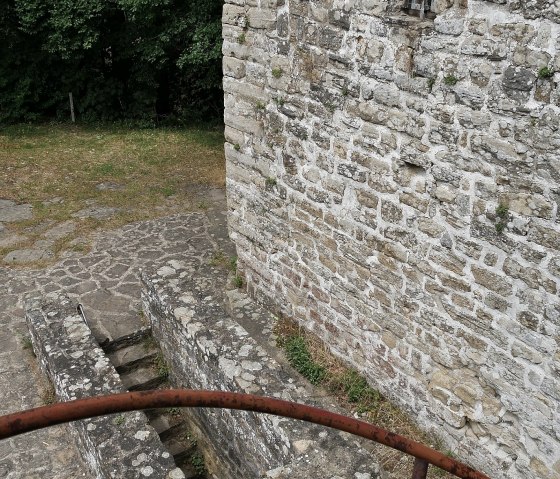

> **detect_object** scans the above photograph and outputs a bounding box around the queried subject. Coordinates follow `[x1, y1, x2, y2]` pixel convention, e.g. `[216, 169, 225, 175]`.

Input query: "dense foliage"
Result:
[0, 0, 223, 124]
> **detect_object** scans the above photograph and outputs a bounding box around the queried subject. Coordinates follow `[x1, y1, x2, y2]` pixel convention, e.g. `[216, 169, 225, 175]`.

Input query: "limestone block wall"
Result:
[223, 1, 560, 478]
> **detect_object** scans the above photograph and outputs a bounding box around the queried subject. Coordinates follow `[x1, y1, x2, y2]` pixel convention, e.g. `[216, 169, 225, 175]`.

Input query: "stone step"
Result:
[120, 366, 165, 391]
[26, 295, 183, 478]
[162, 437, 197, 467]
[149, 413, 189, 442]
[102, 326, 151, 353]
[107, 342, 158, 374]
[179, 462, 200, 479]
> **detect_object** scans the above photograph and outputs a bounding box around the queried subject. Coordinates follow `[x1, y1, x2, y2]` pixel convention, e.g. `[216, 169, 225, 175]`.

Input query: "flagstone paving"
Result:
[0, 188, 234, 478]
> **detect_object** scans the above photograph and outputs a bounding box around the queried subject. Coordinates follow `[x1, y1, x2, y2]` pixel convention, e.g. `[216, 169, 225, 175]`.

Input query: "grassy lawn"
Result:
[0, 123, 225, 262]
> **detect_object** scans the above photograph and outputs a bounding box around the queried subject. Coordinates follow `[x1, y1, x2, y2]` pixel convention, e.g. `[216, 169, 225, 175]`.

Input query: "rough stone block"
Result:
[141, 264, 379, 479]
[25, 295, 183, 479]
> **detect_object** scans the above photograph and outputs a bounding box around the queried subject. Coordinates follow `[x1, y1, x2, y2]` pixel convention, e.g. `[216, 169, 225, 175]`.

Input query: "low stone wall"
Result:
[26, 295, 185, 479]
[141, 260, 380, 479]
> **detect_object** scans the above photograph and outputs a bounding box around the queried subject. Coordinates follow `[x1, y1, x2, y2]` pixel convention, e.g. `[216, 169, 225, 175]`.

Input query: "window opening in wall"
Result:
[403, 0, 435, 19]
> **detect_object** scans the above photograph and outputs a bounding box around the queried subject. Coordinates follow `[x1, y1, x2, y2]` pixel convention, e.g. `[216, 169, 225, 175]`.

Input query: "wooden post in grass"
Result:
[69, 92, 75, 123]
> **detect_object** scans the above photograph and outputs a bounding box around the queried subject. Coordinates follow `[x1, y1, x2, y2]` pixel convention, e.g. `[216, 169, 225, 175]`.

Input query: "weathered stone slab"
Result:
[44, 220, 77, 240]
[0, 199, 33, 222]
[25, 295, 185, 479]
[4, 248, 53, 263]
[142, 262, 380, 479]
[0, 233, 27, 248]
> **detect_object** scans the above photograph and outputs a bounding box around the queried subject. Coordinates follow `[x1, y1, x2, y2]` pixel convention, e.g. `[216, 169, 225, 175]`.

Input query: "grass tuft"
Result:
[40, 382, 57, 405]
[233, 275, 243, 288]
[229, 255, 237, 272]
[538, 66, 554, 79]
[154, 351, 170, 379]
[495, 202, 509, 234]
[496, 202, 509, 219]
[328, 369, 381, 410]
[443, 75, 458, 86]
[113, 415, 126, 426]
[427, 77, 436, 92]
[284, 336, 326, 384]
[190, 452, 206, 476]
[19, 334, 35, 355]
[271, 67, 283, 79]
[274, 316, 454, 479]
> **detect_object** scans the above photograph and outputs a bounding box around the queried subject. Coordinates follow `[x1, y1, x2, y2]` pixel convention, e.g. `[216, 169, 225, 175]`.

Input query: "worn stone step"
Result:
[120, 366, 165, 391]
[26, 295, 183, 478]
[162, 437, 197, 466]
[179, 462, 200, 479]
[102, 327, 151, 353]
[107, 342, 158, 373]
[149, 413, 189, 442]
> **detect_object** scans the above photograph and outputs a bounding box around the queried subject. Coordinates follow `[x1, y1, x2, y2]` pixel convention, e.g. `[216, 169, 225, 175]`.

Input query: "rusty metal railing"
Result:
[0, 389, 489, 479]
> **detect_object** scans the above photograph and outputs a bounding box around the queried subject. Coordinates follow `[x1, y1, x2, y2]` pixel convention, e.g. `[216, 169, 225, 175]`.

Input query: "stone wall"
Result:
[142, 261, 379, 478]
[223, 1, 560, 478]
[26, 295, 185, 479]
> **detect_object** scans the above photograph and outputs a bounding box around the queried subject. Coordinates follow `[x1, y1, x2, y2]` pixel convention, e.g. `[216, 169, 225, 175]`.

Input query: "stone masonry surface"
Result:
[26, 295, 185, 479]
[0, 268, 90, 479]
[223, 1, 560, 478]
[0, 189, 232, 477]
[142, 261, 381, 479]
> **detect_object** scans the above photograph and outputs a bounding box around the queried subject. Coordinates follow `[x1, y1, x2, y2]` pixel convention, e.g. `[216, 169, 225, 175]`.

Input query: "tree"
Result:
[0, 0, 224, 123]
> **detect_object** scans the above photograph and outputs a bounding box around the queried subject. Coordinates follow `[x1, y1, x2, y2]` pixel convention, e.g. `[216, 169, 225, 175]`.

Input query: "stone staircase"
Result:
[104, 336, 205, 479]
[26, 296, 186, 479]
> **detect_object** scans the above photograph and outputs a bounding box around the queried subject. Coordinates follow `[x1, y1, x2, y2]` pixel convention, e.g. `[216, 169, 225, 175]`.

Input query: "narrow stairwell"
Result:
[104, 335, 206, 479]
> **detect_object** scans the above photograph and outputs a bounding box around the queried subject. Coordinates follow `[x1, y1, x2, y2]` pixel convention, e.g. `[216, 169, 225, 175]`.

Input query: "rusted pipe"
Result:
[412, 457, 430, 479]
[0, 389, 490, 479]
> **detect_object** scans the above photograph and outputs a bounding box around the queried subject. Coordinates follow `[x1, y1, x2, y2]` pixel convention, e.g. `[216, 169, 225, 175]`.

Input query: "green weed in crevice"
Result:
[327, 369, 381, 412]
[114, 415, 126, 426]
[284, 336, 326, 384]
[154, 352, 170, 379]
[19, 334, 35, 355]
[229, 255, 238, 273]
[495, 202, 509, 234]
[40, 381, 57, 405]
[190, 452, 206, 476]
[538, 66, 554, 79]
[443, 75, 458, 86]
[233, 275, 243, 288]
[427, 77, 436, 92]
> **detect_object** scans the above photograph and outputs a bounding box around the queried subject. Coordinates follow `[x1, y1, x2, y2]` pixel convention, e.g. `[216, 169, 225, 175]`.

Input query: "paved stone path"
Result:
[0, 188, 234, 478]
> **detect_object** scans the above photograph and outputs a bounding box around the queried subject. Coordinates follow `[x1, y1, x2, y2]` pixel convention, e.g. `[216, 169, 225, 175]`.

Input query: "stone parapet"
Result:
[141, 261, 380, 479]
[25, 295, 184, 479]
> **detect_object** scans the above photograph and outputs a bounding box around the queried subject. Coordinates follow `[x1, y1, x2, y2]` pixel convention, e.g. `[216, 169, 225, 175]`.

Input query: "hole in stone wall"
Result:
[402, 160, 426, 174]
[402, 0, 436, 19]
